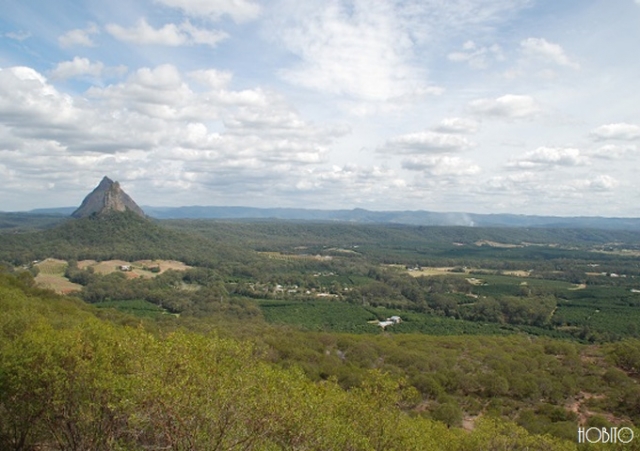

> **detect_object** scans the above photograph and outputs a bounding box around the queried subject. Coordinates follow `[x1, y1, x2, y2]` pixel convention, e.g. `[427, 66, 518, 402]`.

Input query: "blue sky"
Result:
[1, 0, 640, 216]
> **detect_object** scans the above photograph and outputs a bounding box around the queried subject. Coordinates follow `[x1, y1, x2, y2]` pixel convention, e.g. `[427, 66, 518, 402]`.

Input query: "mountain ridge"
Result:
[9, 205, 640, 230]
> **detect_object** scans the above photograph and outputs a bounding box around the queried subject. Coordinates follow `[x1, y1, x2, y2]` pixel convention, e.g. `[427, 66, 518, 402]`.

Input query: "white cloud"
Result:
[468, 94, 540, 119]
[58, 23, 99, 47]
[381, 131, 474, 154]
[447, 40, 504, 69]
[585, 175, 619, 191]
[520, 37, 579, 69]
[106, 18, 227, 47]
[189, 69, 233, 90]
[0, 67, 80, 127]
[590, 144, 638, 160]
[402, 155, 481, 176]
[0, 64, 350, 207]
[507, 147, 588, 169]
[50, 57, 105, 80]
[434, 117, 479, 134]
[154, 0, 261, 22]
[590, 123, 640, 141]
[177, 20, 229, 46]
[274, 1, 426, 103]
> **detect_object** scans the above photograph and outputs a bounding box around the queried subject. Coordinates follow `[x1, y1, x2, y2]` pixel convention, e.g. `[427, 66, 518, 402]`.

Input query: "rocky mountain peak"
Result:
[71, 176, 145, 218]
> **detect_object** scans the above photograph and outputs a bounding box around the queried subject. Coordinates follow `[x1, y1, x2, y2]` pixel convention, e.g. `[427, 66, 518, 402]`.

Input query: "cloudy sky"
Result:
[1, 0, 639, 216]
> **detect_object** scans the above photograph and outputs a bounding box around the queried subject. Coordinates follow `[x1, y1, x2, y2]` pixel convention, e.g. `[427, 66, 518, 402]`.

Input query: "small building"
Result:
[375, 316, 402, 329]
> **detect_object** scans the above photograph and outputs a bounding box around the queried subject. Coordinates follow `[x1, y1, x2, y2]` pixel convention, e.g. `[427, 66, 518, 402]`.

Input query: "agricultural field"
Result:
[78, 259, 191, 277]
[30, 258, 192, 294]
[34, 258, 82, 294]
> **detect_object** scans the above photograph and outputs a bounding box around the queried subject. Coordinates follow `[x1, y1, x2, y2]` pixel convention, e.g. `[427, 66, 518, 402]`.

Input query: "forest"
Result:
[2, 211, 640, 449]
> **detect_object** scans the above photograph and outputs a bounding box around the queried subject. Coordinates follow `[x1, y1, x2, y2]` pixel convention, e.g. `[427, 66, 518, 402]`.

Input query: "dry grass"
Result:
[474, 240, 522, 248]
[35, 273, 82, 294]
[34, 258, 191, 293]
[502, 270, 531, 277]
[35, 258, 68, 274]
[78, 259, 192, 278]
[259, 252, 332, 261]
[134, 259, 191, 273]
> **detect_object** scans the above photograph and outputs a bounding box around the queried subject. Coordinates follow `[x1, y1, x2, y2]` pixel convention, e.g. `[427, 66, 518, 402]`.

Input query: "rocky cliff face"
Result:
[71, 176, 145, 218]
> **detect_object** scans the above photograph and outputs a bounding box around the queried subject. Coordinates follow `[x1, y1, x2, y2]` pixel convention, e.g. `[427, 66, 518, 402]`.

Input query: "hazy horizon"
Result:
[2, 1, 639, 216]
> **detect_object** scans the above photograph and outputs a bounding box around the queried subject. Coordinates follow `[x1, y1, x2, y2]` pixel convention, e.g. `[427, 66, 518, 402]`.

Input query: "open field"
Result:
[33, 258, 191, 293]
[34, 258, 82, 294]
[78, 259, 191, 278]
[402, 265, 531, 278]
[35, 273, 82, 294]
[406, 266, 460, 277]
[474, 240, 522, 248]
[259, 251, 333, 261]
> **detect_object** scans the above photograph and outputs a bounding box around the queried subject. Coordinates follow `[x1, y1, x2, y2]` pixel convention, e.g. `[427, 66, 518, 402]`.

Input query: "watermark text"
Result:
[578, 427, 634, 444]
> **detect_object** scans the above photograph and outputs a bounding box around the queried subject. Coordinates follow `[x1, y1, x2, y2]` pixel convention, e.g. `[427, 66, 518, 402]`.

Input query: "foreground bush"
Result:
[0, 274, 597, 450]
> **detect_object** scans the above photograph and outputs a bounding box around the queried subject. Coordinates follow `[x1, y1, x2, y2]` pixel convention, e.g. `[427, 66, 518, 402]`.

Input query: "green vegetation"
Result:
[93, 299, 171, 318]
[4, 213, 640, 448]
[1, 272, 593, 451]
[0, 211, 256, 267]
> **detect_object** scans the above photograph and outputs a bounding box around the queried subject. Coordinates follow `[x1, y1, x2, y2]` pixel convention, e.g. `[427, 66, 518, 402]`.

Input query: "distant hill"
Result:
[72, 176, 145, 218]
[3, 201, 640, 231]
[0, 210, 255, 266]
[143, 206, 640, 230]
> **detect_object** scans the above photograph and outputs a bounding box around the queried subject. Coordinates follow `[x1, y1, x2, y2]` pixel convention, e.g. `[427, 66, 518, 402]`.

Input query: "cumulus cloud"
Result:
[50, 57, 118, 80]
[402, 155, 480, 176]
[507, 147, 588, 169]
[0, 64, 351, 206]
[468, 94, 540, 119]
[59, 23, 99, 47]
[154, 0, 261, 22]
[590, 144, 638, 160]
[380, 131, 474, 154]
[584, 175, 619, 191]
[106, 18, 227, 47]
[590, 123, 640, 141]
[520, 37, 579, 69]
[447, 40, 504, 69]
[434, 117, 479, 134]
[189, 69, 233, 90]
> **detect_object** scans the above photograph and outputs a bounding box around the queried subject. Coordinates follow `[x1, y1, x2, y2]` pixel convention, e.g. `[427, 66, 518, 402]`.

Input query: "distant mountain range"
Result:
[21, 205, 640, 230]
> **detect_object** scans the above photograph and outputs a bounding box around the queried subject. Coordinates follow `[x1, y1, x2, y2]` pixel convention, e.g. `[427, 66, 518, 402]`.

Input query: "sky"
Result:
[1, 0, 640, 216]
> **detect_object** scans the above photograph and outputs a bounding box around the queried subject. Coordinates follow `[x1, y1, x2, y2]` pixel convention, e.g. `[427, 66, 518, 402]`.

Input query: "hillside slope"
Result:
[0, 210, 254, 266]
